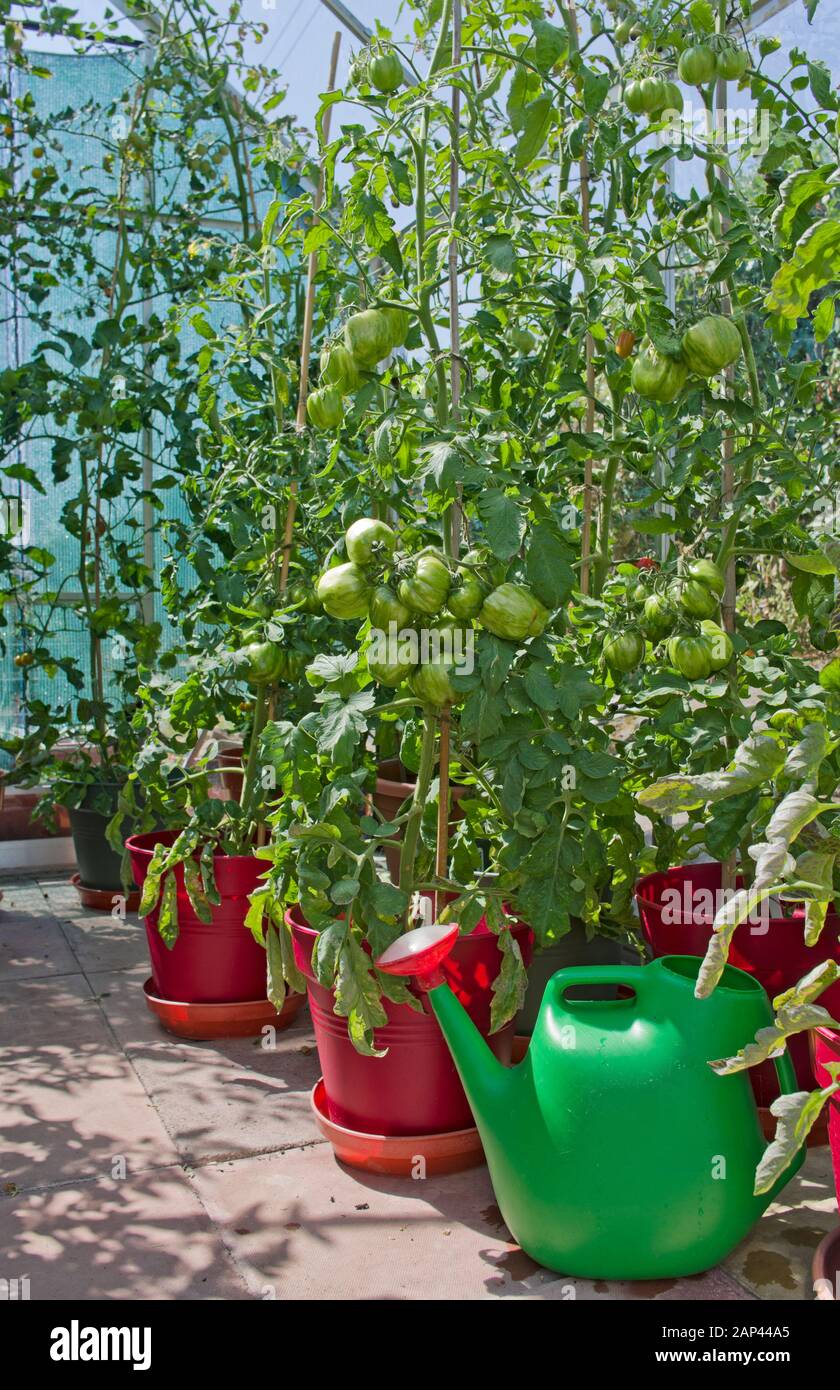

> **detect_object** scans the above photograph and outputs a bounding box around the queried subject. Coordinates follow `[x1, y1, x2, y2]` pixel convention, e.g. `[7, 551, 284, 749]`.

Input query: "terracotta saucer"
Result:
[310, 1078, 485, 1176]
[71, 873, 140, 912]
[142, 978, 305, 1040]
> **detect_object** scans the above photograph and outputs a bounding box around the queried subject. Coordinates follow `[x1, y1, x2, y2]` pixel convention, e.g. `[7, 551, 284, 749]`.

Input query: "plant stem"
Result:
[239, 684, 271, 844]
[411, 0, 452, 427]
[591, 455, 620, 598]
[398, 706, 438, 923]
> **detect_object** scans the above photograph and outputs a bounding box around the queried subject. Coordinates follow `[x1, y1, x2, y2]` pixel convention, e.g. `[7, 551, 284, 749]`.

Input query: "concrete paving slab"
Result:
[94, 968, 322, 1163]
[35, 878, 149, 975]
[191, 1146, 754, 1302]
[725, 1147, 838, 1300]
[62, 910, 148, 975]
[0, 907, 79, 981]
[0, 881, 49, 912]
[0, 1168, 247, 1300]
[0, 869, 835, 1302]
[0, 975, 180, 1192]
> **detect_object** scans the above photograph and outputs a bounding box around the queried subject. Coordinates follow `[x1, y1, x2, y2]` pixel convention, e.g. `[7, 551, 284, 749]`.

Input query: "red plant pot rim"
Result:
[125, 828, 261, 873]
[633, 865, 835, 926]
[815, 1025, 840, 1045]
[286, 902, 529, 952]
[310, 1078, 485, 1175]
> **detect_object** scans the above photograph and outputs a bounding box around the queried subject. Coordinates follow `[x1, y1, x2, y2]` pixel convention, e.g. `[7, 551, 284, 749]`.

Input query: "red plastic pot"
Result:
[215, 745, 245, 799]
[128, 829, 270, 1005]
[813, 1027, 840, 1209]
[289, 904, 533, 1136]
[635, 861, 840, 1105]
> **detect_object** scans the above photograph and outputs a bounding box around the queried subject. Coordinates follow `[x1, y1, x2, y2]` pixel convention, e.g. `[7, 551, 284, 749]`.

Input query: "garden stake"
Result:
[447, 0, 464, 560]
[436, 707, 451, 921]
[567, 0, 595, 595]
[280, 29, 342, 597]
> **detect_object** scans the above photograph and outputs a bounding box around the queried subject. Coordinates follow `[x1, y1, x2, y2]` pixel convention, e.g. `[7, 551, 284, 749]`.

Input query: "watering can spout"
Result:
[376, 924, 514, 1130]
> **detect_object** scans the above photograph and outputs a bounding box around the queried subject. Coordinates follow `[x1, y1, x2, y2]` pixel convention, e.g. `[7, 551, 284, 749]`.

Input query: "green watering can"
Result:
[377, 925, 805, 1280]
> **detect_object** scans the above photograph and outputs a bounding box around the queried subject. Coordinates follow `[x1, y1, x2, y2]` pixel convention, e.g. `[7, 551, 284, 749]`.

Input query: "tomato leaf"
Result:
[476, 488, 524, 559]
[513, 95, 553, 170]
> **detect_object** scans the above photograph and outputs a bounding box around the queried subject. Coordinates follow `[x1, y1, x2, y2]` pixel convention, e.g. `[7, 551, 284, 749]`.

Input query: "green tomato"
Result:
[369, 51, 403, 94]
[640, 77, 666, 114]
[658, 80, 684, 113]
[479, 583, 549, 642]
[460, 547, 504, 591]
[316, 562, 370, 620]
[369, 582, 412, 631]
[320, 343, 361, 395]
[678, 44, 717, 85]
[278, 649, 306, 682]
[631, 340, 688, 404]
[615, 19, 633, 44]
[510, 325, 537, 354]
[447, 572, 486, 620]
[673, 579, 720, 620]
[669, 633, 713, 681]
[398, 549, 451, 616]
[381, 305, 411, 348]
[642, 593, 676, 641]
[715, 46, 748, 81]
[681, 315, 742, 376]
[624, 81, 646, 114]
[289, 580, 322, 614]
[306, 385, 343, 431]
[343, 309, 393, 368]
[345, 516, 396, 566]
[686, 557, 726, 596]
[369, 653, 414, 687]
[699, 620, 734, 671]
[603, 629, 645, 674]
[239, 640, 285, 686]
[410, 658, 459, 708]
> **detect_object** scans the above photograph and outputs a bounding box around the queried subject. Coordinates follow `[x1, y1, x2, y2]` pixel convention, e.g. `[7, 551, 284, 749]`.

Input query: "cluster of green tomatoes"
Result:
[349, 43, 404, 96]
[603, 558, 734, 683]
[306, 305, 411, 431]
[231, 636, 307, 689]
[316, 518, 549, 707]
[631, 314, 743, 405]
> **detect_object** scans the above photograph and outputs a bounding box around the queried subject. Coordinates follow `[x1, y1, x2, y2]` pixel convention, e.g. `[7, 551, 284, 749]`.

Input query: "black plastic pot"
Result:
[516, 920, 627, 1035]
[68, 784, 131, 892]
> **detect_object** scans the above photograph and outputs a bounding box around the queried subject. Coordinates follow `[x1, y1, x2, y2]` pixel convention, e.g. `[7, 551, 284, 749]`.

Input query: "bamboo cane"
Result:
[279, 29, 343, 596]
[448, 0, 463, 559]
[566, 0, 595, 595]
[437, 0, 463, 911]
[717, 66, 737, 899]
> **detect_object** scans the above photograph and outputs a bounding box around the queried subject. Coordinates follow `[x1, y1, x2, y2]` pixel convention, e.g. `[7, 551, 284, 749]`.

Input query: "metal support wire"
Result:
[316, 0, 372, 45]
[743, 0, 798, 32]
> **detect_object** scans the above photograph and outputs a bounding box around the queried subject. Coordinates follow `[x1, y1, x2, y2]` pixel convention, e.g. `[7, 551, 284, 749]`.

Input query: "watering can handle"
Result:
[548, 965, 643, 1005]
[771, 1042, 799, 1097]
